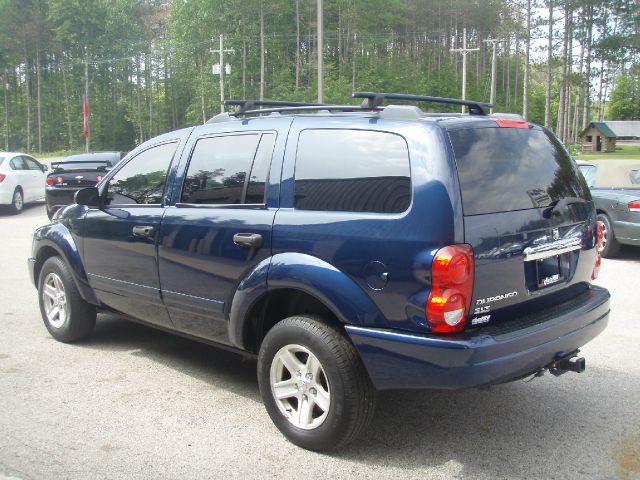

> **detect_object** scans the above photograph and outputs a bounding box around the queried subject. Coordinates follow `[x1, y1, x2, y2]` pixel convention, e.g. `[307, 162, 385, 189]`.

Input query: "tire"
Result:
[597, 213, 620, 258]
[10, 187, 23, 214]
[257, 315, 376, 451]
[38, 256, 96, 343]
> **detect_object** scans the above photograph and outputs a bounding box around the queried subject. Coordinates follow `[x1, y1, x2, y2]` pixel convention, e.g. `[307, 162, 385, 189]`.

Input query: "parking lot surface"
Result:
[0, 204, 639, 480]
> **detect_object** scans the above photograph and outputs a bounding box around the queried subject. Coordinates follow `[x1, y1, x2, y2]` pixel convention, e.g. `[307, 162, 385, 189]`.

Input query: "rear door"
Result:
[157, 118, 290, 344]
[9, 156, 30, 199]
[448, 124, 597, 328]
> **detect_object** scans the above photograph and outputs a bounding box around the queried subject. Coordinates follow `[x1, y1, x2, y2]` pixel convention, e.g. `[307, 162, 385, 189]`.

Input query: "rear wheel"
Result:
[38, 256, 96, 342]
[597, 213, 620, 258]
[10, 188, 23, 214]
[257, 315, 376, 451]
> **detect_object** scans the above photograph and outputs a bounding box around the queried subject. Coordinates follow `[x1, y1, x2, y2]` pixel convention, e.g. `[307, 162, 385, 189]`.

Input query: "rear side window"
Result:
[450, 127, 590, 215]
[294, 129, 411, 213]
[107, 142, 177, 205]
[10, 157, 27, 170]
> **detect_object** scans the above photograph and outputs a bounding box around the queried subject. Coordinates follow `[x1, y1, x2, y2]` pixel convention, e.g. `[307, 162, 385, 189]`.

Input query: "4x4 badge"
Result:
[552, 228, 560, 241]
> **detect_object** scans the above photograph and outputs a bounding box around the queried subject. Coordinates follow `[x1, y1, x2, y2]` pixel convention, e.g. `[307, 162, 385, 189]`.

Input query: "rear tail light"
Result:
[592, 252, 602, 280]
[596, 221, 604, 248]
[427, 244, 474, 334]
[0, 174, 5, 183]
[629, 200, 640, 212]
[46, 176, 53, 186]
[592, 222, 604, 280]
[96, 175, 102, 182]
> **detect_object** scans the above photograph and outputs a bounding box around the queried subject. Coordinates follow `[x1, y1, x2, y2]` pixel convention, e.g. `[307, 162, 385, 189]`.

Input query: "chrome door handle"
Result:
[233, 233, 263, 248]
[132, 225, 155, 239]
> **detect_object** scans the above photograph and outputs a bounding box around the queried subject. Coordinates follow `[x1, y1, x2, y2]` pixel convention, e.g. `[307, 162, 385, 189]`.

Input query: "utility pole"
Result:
[483, 38, 501, 114]
[3, 69, 9, 151]
[84, 46, 90, 152]
[451, 28, 479, 113]
[211, 34, 235, 113]
[317, 0, 324, 103]
[545, 0, 553, 128]
[523, 0, 531, 120]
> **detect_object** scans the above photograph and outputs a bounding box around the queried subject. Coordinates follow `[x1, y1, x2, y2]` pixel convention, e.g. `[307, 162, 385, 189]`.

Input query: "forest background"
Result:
[0, 0, 638, 154]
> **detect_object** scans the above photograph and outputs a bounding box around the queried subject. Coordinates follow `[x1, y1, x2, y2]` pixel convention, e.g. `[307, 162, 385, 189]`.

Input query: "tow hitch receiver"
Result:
[549, 353, 586, 377]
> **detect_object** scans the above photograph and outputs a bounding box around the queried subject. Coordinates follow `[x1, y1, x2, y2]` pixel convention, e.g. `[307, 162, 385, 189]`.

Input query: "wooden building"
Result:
[581, 122, 617, 153]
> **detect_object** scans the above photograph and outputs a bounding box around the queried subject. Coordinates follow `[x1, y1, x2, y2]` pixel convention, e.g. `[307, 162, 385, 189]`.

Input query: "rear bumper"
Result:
[0, 185, 14, 204]
[27, 257, 37, 287]
[346, 285, 610, 390]
[613, 219, 640, 245]
[45, 188, 78, 212]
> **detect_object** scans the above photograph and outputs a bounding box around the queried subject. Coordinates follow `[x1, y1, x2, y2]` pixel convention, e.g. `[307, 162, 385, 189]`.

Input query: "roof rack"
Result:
[224, 99, 368, 117]
[352, 92, 491, 116]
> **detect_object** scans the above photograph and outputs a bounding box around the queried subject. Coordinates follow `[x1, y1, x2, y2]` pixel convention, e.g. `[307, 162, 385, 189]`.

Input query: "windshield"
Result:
[450, 127, 590, 215]
[578, 165, 597, 188]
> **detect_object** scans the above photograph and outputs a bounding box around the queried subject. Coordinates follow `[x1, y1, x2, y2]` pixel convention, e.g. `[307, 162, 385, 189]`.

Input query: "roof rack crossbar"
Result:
[224, 99, 335, 114]
[228, 104, 369, 117]
[352, 92, 491, 115]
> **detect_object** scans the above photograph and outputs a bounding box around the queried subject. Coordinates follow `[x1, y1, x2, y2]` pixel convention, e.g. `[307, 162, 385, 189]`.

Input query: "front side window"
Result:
[180, 133, 274, 205]
[294, 129, 411, 213]
[106, 142, 177, 205]
[24, 157, 43, 171]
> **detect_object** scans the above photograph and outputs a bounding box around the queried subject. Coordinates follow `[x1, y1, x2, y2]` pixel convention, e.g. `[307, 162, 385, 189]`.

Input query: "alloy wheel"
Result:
[269, 344, 331, 430]
[42, 272, 68, 329]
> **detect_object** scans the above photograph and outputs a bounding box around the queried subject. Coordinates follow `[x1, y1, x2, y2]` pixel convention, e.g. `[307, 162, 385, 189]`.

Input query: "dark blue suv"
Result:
[29, 93, 610, 451]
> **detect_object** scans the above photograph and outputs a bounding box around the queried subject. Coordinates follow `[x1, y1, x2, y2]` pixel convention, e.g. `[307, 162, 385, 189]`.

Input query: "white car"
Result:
[0, 152, 47, 213]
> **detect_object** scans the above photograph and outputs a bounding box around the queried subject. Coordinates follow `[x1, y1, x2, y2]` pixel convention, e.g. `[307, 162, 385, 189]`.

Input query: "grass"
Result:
[573, 144, 640, 160]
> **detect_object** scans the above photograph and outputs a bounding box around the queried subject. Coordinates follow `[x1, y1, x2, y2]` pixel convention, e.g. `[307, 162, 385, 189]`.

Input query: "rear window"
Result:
[449, 127, 589, 215]
[294, 129, 411, 213]
[53, 162, 110, 171]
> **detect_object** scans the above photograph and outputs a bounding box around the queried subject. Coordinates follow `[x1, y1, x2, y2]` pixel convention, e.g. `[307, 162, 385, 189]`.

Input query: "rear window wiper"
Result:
[547, 197, 587, 217]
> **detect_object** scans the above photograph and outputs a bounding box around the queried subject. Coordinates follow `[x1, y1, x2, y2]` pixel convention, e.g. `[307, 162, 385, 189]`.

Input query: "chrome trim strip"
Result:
[523, 237, 582, 261]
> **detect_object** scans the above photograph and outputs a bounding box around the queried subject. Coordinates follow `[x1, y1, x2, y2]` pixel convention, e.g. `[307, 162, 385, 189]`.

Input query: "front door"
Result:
[158, 120, 288, 344]
[82, 141, 180, 327]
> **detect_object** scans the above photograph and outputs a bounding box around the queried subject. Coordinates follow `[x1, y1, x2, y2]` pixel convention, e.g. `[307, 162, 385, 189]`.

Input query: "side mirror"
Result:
[75, 187, 100, 208]
[42, 165, 49, 172]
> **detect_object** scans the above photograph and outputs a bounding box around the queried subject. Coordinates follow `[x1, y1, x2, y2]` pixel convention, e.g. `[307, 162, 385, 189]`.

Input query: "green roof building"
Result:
[581, 122, 617, 153]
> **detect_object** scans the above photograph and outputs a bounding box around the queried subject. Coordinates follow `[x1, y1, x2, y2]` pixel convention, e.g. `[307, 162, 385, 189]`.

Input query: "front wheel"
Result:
[38, 256, 96, 342]
[257, 315, 376, 451]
